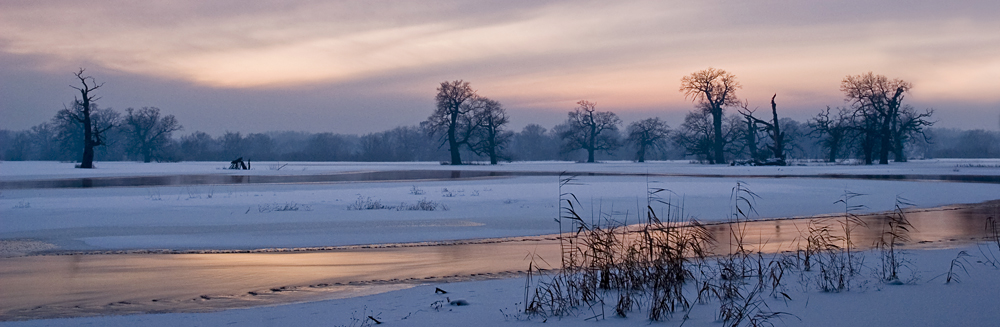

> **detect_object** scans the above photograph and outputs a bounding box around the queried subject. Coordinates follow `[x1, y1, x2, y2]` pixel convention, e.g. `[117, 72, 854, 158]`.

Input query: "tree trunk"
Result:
[80, 143, 95, 168]
[637, 143, 646, 163]
[448, 114, 461, 165]
[863, 133, 875, 165]
[488, 137, 498, 165]
[893, 135, 906, 162]
[712, 106, 725, 164]
[745, 117, 757, 161]
[79, 99, 95, 169]
[878, 118, 892, 165]
[587, 124, 596, 163]
[770, 95, 784, 161]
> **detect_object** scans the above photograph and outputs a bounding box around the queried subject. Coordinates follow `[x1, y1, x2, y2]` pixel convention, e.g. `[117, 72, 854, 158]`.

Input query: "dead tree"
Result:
[738, 94, 785, 164]
[67, 69, 116, 168]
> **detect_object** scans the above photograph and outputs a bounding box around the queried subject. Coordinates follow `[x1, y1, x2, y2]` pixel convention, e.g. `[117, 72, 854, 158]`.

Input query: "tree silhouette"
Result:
[558, 100, 621, 163]
[427, 80, 477, 165]
[467, 97, 511, 164]
[123, 107, 182, 162]
[808, 106, 854, 162]
[625, 118, 670, 163]
[672, 109, 744, 162]
[739, 94, 786, 164]
[840, 72, 912, 164]
[680, 68, 741, 164]
[66, 69, 117, 168]
[890, 106, 934, 162]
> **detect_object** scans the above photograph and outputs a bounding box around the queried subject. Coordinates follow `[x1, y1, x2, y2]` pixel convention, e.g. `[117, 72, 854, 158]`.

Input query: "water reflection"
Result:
[709, 203, 997, 255]
[0, 201, 995, 320]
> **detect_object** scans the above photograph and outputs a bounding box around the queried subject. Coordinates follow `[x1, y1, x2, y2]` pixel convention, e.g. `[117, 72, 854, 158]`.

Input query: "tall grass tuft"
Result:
[876, 196, 915, 283]
[987, 216, 999, 252]
[943, 251, 971, 284]
[980, 215, 999, 268]
[527, 174, 714, 321]
[835, 190, 868, 275]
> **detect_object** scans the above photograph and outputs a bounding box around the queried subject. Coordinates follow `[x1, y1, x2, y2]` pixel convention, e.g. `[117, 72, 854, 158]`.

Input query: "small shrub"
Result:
[397, 198, 448, 211]
[347, 196, 446, 211]
[347, 196, 390, 210]
[259, 202, 310, 213]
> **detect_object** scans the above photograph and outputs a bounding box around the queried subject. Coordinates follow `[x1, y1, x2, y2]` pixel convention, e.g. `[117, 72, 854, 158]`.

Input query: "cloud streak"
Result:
[2, 0, 999, 133]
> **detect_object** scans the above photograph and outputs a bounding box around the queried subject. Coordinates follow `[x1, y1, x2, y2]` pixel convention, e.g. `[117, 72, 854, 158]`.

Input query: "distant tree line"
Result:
[2, 69, 998, 165]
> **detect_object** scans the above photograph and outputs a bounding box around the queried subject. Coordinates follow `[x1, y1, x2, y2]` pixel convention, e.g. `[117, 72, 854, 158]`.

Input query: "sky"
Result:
[1, 0, 999, 136]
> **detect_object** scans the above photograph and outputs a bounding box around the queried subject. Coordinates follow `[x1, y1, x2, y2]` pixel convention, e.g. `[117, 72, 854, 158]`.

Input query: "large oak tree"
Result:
[680, 68, 741, 164]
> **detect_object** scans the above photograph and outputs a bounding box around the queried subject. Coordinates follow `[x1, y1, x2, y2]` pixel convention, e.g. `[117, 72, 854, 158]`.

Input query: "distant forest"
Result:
[3, 70, 999, 165]
[2, 122, 997, 164]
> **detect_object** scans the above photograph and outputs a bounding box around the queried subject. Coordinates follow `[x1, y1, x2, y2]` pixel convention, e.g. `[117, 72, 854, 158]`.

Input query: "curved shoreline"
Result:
[2, 199, 997, 321]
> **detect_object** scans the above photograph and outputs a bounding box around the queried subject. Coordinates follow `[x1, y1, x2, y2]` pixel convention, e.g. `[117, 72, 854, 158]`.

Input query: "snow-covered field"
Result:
[1, 159, 999, 326]
[3, 160, 999, 251]
[3, 159, 1000, 181]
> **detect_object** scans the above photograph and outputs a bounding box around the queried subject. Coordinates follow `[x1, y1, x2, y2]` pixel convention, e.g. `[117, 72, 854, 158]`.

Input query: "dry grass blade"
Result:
[876, 196, 915, 283]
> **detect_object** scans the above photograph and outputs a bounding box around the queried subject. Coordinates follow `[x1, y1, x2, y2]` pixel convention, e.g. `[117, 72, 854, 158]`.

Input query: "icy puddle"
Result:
[1, 200, 997, 321]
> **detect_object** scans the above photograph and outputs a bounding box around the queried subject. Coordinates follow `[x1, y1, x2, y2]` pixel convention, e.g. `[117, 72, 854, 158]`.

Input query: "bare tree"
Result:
[673, 109, 742, 162]
[739, 94, 786, 164]
[467, 97, 511, 164]
[840, 72, 912, 164]
[65, 69, 119, 168]
[680, 68, 741, 164]
[672, 110, 716, 161]
[740, 109, 763, 161]
[426, 80, 478, 165]
[625, 118, 670, 163]
[123, 107, 182, 163]
[54, 102, 120, 162]
[558, 100, 621, 163]
[808, 106, 854, 162]
[891, 106, 934, 162]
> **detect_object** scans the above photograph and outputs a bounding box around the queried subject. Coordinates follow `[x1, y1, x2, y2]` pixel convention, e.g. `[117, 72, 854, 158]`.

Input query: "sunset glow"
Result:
[2, 0, 998, 134]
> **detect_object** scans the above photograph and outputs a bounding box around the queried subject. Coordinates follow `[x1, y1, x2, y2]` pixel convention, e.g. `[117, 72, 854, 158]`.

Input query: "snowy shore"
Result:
[1, 159, 998, 326]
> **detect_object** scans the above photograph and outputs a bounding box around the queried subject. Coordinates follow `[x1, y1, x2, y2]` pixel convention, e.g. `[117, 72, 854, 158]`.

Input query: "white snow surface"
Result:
[2, 160, 999, 251]
[3, 159, 1000, 180]
[2, 159, 999, 326]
